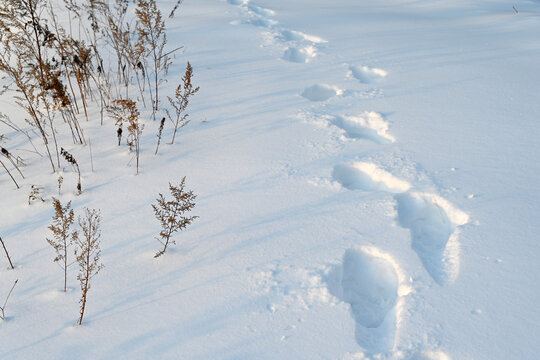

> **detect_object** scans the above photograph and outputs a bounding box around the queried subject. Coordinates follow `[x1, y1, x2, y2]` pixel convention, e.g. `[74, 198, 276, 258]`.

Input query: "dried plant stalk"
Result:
[107, 99, 143, 174]
[0, 279, 18, 320]
[0, 159, 20, 189]
[61, 148, 82, 194]
[136, 0, 181, 120]
[75, 208, 103, 326]
[0, 235, 15, 270]
[28, 185, 45, 205]
[166, 62, 199, 145]
[47, 198, 78, 292]
[0, 0, 62, 171]
[1, 147, 25, 179]
[154, 117, 165, 155]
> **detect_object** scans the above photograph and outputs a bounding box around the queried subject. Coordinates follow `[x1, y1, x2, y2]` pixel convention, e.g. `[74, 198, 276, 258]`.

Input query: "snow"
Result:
[2, 0, 540, 359]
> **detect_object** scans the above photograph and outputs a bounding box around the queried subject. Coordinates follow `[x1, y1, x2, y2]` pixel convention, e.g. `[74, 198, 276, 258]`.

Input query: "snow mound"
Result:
[301, 84, 342, 101]
[332, 162, 411, 193]
[395, 192, 469, 285]
[331, 112, 395, 143]
[349, 65, 388, 84]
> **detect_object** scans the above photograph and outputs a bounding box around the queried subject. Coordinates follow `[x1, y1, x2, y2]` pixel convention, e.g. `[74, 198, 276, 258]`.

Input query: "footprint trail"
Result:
[228, 0, 468, 355]
[228, 0, 328, 64]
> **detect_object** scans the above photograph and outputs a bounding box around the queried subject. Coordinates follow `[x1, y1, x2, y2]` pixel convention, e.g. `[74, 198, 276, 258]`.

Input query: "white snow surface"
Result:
[2, 0, 540, 359]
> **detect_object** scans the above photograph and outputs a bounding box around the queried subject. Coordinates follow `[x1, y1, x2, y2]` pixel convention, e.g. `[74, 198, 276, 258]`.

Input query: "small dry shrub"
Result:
[152, 177, 198, 258]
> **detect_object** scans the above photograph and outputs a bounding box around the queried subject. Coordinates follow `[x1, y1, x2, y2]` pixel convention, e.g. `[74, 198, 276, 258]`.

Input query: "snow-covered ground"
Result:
[2, 0, 540, 359]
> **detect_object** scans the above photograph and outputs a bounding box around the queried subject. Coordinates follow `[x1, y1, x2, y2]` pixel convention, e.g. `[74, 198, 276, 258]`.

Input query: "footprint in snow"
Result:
[349, 65, 388, 84]
[332, 162, 411, 194]
[279, 29, 327, 44]
[329, 111, 395, 144]
[301, 84, 343, 102]
[327, 247, 408, 354]
[331, 160, 469, 285]
[395, 192, 469, 285]
[278, 30, 326, 63]
[246, 16, 278, 28]
[247, 4, 275, 17]
[282, 46, 316, 63]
